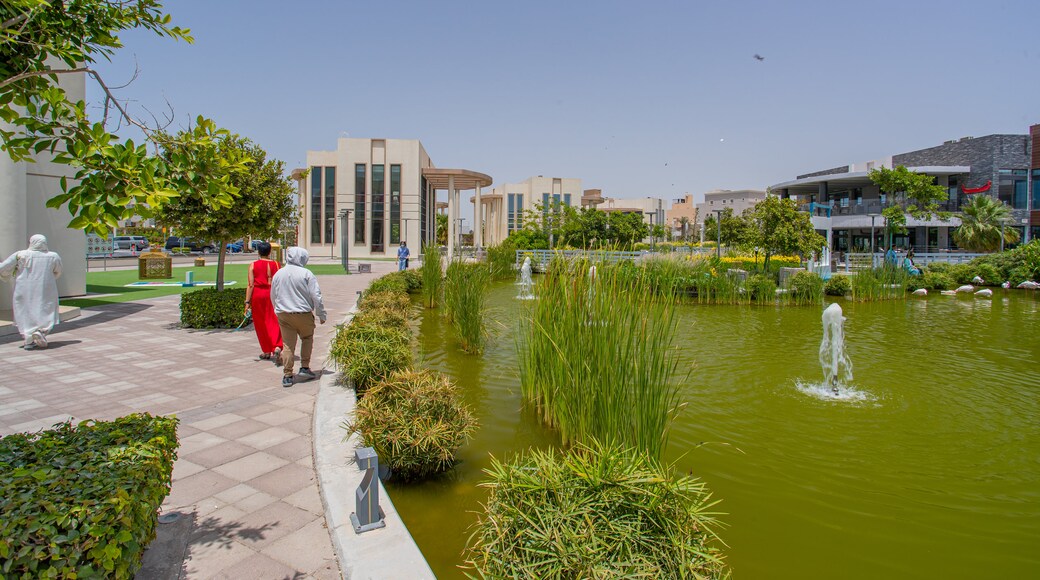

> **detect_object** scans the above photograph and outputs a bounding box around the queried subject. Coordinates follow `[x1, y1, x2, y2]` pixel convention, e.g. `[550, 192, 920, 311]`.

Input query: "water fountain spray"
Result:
[819, 303, 853, 395]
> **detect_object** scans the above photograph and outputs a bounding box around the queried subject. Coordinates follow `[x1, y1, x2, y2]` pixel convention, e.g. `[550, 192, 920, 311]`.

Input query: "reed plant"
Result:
[420, 243, 442, 308]
[849, 267, 908, 301]
[344, 369, 476, 481]
[782, 271, 824, 305]
[517, 259, 682, 459]
[443, 260, 490, 354]
[463, 441, 728, 578]
[745, 273, 778, 303]
[485, 243, 515, 281]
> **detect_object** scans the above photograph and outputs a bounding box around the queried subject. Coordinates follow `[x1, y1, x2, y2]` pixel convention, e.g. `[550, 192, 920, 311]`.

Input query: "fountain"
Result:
[819, 303, 853, 395]
[517, 257, 535, 299]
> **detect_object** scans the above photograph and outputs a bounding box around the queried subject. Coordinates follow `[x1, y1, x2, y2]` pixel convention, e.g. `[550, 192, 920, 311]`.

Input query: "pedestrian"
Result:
[0, 234, 63, 350]
[397, 240, 410, 271]
[271, 247, 326, 387]
[245, 241, 283, 362]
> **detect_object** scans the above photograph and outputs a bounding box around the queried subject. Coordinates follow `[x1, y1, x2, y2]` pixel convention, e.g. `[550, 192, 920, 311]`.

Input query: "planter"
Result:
[194, 257, 206, 267]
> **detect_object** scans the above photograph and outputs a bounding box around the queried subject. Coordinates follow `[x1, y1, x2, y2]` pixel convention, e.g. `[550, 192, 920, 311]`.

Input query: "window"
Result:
[1013, 179, 1028, 210]
[390, 165, 401, 244]
[1032, 169, 1040, 209]
[324, 167, 336, 244]
[355, 164, 366, 243]
[998, 169, 1027, 208]
[372, 165, 385, 252]
[564, 193, 571, 207]
[310, 167, 322, 244]
[508, 193, 524, 233]
[420, 176, 428, 246]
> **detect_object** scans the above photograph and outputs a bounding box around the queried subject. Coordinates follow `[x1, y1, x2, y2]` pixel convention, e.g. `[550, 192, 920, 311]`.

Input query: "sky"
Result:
[92, 0, 1040, 208]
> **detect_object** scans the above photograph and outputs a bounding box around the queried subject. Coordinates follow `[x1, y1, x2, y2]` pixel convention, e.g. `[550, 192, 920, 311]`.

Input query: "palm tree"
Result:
[953, 195, 1020, 252]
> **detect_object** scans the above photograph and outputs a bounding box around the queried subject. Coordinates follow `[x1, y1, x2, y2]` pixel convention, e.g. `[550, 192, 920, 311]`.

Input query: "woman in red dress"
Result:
[245, 242, 283, 361]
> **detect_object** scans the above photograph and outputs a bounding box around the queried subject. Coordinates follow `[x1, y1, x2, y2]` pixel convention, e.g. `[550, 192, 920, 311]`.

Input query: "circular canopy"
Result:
[422, 168, 492, 190]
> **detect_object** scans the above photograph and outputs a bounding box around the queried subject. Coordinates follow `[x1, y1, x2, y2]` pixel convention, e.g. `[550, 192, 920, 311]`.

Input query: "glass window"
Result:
[324, 167, 336, 245]
[390, 164, 401, 244]
[508, 194, 515, 233]
[420, 176, 428, 246]
[310, 166, 322, 244]
[564, 193, 571, 207]
[372, 165, 385, 252]
[355, 164, 366, 243]
[1032, 169, 1040, 209]
[1013, 180, 1027, 209]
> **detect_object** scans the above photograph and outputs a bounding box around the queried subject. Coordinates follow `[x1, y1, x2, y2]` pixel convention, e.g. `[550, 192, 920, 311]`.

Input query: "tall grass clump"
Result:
[485, 242, 516, 281]
[345, 369, 476, 481]
[463, 441, 728, 578]
[746, 273, 778, 303]
[330, 281, 413, 390]
[518, 260, 682, 459]
[443, 260, 490, 354]
[783, 271, 823, 305]
[420, 243, 442, 308]
[849, 267, 907, 301]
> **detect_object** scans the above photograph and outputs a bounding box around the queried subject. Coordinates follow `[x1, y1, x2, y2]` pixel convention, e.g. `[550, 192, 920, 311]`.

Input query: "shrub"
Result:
[463, 442, 727, 578]
[947, 263, 976, 285]
[824, 274, 851, 296]
[746, 273, 778, 302]
[345, 369, 476, 482]
[420, 243, 442, 308]
[330, 321, 412, 391]
[972, 262, 1001, 286]
[485, 242, 516, 281]
[787, 271, 823, 304]
[180, 287, 248, 328]
[365, 273, 409, 296]
[916, 271, 956, 291]
[0, 414, 178, 579]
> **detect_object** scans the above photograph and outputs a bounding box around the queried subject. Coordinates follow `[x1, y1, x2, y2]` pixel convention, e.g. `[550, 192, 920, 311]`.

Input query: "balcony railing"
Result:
[798, 199, 964, 217]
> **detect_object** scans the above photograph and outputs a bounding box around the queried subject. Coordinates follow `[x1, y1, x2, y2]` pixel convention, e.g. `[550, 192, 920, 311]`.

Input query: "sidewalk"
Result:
[0, 262, 397, 578]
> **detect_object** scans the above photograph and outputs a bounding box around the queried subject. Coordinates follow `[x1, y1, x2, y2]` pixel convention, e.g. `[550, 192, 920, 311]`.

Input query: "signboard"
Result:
[86, 233, 113, 256]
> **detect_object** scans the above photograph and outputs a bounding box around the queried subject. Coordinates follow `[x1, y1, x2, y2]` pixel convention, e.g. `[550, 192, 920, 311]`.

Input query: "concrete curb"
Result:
[312, 305, 435, 580]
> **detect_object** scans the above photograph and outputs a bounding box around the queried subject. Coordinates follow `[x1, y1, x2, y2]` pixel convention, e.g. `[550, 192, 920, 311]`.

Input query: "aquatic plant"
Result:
[824, 274, 851, 296]
[785, 271, 824, 305]
[746, 273, 778, 303]
[463, 441, 728, 578]
[517, 260, 682, 458]
[443, 261, 490, 354]
[485, 243, 515, 281]
[420, 243, 442, 308]
[345, 369, 476, 482]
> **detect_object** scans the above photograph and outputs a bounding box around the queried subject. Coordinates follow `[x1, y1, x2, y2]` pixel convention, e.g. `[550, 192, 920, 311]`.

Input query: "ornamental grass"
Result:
[420, 243, 443, 308]
[517, 258, 682, 459]
[345, 369, 476, 482]
[849, 267, 907, 301]
[443, 260, 490, 354]
[463, 441, 728, 579]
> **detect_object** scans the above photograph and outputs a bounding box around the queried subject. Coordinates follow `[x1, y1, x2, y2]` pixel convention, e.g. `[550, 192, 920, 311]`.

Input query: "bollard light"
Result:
[350, 447, 386, 533]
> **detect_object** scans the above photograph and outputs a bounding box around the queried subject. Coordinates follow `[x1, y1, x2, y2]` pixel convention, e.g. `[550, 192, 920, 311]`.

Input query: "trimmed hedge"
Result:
[0, 414, 178, 579]
[180, 287, 248, 328]
[345, 369, 476, 481]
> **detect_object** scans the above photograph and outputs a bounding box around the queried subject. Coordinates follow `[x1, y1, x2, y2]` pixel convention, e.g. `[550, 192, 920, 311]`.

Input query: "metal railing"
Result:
[516, 249, 647, 270]
[840, 251, 988, 271]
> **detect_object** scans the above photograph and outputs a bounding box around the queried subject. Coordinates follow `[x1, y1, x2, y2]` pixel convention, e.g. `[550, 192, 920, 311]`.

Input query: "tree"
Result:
[436, 213, 448, 245]
[952, 194, 1020, 252]
[745, 196, 826, 270]
[869, 165, 950, 221]
[558, 206, 608, 248]
[154, 129, 281, 291]
[606, 211, 649, 248]
[701, 207, 751, 248]
[1, 1, 240, 235]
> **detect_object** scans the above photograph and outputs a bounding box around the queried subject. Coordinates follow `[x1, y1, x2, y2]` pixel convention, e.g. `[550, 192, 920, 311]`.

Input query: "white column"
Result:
[447, 176, 456, 259]
[474, 185, 482, 249]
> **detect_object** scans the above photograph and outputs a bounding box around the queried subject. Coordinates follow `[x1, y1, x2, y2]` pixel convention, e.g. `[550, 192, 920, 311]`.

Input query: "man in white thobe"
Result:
[0, 234, 63, 349]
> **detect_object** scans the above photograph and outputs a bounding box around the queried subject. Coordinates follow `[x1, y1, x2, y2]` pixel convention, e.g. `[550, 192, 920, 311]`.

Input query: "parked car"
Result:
[112, 235, 149, 251]
[226, 240, 244, 253]
[165, 237, 216, 253]
[249, 239, 267, 251]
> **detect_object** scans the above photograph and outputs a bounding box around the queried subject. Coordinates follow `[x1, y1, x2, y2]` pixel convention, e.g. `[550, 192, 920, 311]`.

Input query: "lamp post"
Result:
[868, 213, 879, 267]
[645, 211, 656, 252]
[712, 209, 724, 260]
[338, 209, 352, 273]
[1000, 217, 1009, 253]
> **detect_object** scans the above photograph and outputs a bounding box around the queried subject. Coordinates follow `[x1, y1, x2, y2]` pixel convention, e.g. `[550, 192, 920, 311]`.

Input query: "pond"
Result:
[388, 281, 1040, 578]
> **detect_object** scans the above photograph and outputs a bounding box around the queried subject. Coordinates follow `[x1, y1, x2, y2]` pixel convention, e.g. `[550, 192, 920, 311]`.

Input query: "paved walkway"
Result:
[0, 263, 396, 578]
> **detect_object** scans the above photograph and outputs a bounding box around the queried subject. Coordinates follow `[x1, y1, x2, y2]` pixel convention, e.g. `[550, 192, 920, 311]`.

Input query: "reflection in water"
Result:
[392, 285, 1040, 579]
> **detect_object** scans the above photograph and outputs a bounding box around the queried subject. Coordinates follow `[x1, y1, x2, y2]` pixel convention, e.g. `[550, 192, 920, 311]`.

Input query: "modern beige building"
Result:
[601, 196, 666, 227]
[477, 176, 582, 246]
[666, 194, 699, 239]
[696, 189, 768, 239]
[300, 138, 491, 259]
[0, 73, 86, 309]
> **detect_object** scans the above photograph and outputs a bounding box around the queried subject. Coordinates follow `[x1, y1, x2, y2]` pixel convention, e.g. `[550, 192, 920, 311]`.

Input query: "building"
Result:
[600, 197, 666, 226]
[666, 194, 699, 239]
[0, 73, 86, 310]
[477, 176, 582, 246]
[300, 138, 491, 259]
[769, 127, 1039, 253]
[695, 189, 768, 240]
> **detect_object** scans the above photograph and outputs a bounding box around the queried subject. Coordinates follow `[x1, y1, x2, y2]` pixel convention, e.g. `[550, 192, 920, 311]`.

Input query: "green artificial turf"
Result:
[63, 263, 348, 308]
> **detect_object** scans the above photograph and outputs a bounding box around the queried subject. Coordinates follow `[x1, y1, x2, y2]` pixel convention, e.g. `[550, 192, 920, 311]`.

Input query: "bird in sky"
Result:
[754, 54, 765, 61]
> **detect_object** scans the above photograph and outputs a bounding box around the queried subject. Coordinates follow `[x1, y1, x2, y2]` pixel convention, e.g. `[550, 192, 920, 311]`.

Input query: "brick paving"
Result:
[0, 262, 396, 579]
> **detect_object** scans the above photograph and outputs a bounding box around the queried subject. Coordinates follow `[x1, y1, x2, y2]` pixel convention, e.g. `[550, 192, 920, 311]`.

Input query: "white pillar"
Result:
[474, 185, 482, 249]
[447, 176, 456, 259]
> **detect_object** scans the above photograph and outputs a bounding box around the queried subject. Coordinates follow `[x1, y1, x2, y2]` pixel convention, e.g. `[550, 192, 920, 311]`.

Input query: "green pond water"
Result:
[388, 281, 1040, 578]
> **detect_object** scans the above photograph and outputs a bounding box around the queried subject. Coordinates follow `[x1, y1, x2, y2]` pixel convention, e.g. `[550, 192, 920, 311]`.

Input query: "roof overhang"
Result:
[422, 168, 493, 190]
[771, 166, 970, 195]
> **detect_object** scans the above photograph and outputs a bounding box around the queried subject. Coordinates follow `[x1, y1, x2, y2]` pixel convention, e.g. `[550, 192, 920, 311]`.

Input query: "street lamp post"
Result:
[645, 212, 656, 252]
[868, 213, 879, 267]
[1000, 217, 1008, 252]
[712, 209, 724, 260]
[338, 209, 352, 273]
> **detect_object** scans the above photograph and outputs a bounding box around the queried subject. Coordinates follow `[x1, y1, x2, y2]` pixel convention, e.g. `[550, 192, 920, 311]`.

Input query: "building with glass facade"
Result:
[769, 126, 1039, 253]
[478, 176, 582, 246]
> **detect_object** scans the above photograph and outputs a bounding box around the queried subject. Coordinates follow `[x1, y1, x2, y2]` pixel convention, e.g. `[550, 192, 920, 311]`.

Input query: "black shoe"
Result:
[298, 367, 317, 381]
[282, 376, 294, 388]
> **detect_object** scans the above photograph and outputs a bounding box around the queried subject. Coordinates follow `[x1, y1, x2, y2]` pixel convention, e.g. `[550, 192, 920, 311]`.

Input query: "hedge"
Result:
[0, 414, 178, 579]
[180, 287, 248, 328]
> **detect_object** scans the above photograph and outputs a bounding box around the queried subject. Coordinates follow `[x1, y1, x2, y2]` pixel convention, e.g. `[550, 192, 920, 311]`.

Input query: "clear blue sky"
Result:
[93, 0, 1040, 206]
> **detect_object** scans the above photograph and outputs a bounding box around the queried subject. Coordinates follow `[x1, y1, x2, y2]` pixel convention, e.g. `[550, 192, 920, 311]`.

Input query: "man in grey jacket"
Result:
[271, 247, 327, 387]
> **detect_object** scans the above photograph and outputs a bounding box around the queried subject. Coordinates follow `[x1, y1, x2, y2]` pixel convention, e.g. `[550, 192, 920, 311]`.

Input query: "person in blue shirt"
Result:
[397, 241, 410, 271]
